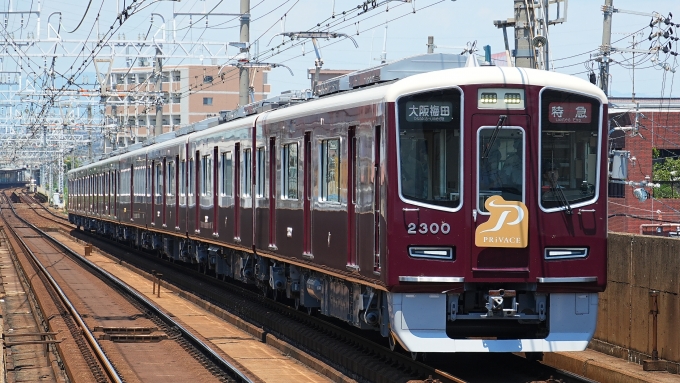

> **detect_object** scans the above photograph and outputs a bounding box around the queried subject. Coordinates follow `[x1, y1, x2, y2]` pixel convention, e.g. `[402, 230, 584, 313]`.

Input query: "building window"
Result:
[203, 97, 213, 106]
[320, 139, 340, 202]
[282, 143, 298, 199]
[172, 71, 181, 82]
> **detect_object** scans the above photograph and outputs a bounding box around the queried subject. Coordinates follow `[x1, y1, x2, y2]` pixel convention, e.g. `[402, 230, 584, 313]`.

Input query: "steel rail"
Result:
[0, 193, 124, 383]
[7, 192, 254, 383]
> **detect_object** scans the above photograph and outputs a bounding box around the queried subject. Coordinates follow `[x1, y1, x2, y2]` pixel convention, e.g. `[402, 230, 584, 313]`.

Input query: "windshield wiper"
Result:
[481, 115, 507, 159]
[549, 178, 573, 215]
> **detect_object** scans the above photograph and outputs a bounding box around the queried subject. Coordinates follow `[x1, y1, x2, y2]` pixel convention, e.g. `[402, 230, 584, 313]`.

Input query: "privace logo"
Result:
[475, 196, 529, 248]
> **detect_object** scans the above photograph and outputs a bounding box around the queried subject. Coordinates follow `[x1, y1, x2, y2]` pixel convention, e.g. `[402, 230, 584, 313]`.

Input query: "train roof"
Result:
[69, 54, 606, 177]
[383, 65, 608, 104]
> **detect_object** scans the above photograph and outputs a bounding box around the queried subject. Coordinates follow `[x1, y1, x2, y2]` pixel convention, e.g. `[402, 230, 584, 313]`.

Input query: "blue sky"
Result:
[5, 0, 679, 99]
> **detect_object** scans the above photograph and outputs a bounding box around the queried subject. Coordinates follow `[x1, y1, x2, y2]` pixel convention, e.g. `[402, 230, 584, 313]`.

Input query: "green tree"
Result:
[652, 156, 680, 198]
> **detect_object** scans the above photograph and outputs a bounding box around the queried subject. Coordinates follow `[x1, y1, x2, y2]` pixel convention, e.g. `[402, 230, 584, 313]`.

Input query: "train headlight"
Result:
[480, 93, 498, 104]
[544, 247, 589, 260]
[478, 89, 525, 109]
[408, 246, 455, 260]
[504, 93, 522, 104]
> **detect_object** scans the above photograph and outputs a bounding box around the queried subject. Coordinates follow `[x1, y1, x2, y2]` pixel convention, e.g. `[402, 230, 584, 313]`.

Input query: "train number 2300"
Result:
[407, 222, 451, 235]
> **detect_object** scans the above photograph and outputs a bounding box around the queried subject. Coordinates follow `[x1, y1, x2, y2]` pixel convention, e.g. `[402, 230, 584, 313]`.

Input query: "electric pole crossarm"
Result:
[607, 7, 661, 18]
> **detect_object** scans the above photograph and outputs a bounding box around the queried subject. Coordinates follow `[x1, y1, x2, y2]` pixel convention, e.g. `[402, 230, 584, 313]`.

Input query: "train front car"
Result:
[385, 66, 607, 353]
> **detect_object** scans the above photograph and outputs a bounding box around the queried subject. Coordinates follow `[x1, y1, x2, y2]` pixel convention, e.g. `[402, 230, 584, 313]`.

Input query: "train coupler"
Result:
[484, 289, 518, 318]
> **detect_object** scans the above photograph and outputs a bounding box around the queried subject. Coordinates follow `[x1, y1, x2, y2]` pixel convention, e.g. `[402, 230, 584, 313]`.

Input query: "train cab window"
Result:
[282, 143, 298, 199]
[320, 139, 340, 202]
[243, 149, 252, 197]
[220, 152, 233, 197]
[397, 88, 461, 209]
[478, 127, 525, 210]
[201, 154, 212, 197]
[540, 89, 601, 210]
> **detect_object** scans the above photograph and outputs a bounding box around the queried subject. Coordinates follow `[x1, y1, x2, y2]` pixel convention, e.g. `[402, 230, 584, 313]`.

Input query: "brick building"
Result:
[107, 64, 270, 146]
[608, 97, 680, 235]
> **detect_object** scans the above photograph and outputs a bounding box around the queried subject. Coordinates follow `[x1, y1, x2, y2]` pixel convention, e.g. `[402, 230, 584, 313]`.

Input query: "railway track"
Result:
[12, 189, 598, 383]
[1, 190, 252, 383]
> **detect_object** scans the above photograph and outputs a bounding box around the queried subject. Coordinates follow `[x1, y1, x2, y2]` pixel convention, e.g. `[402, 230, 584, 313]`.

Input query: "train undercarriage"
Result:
[71, 213, 598, 354]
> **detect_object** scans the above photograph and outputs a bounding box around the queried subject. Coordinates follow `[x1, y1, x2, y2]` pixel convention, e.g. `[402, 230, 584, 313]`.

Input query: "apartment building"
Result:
[107, 64, 270, 145]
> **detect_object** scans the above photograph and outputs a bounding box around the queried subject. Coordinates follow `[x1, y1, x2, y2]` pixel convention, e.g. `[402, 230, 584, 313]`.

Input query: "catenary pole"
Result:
[239, 0, 250, 106]
[599, 0, 613, 96]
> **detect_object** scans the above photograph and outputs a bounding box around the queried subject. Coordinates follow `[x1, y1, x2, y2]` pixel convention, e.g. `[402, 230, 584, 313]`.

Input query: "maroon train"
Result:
[68, 55, 608, 355]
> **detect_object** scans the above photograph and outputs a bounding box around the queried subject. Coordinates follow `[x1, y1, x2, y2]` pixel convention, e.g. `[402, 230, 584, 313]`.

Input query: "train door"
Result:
[174, 155, 180, 229]
[162, 157, 167, 227]
[472, 114, 529, 272]
[373, 125, 382, 273]
[151, 160, 156, 226]
[213, 146, 219, 236]
[195, 150, 201, 234]
[130, 164, 135, 222]
[234, 143, 241, 242]
[347, 127, 358, 269]
[303, 132, 312, 256]
[269, 137, 276, 248]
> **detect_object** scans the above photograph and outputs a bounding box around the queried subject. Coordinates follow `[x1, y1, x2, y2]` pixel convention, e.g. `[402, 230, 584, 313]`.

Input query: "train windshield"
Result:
[478, 127, 524, 211]
[540, 89, 601, 210]
[397, 88, 462, 208]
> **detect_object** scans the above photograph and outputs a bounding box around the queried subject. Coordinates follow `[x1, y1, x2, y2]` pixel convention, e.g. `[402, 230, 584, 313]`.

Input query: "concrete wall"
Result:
[595, 233, 679, 364]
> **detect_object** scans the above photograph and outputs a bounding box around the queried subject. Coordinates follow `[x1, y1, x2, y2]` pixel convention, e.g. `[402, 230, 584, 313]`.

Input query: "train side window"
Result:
[180, 160, 186, 197]
[155, 162, 163, 197]
[221, 151, 232, 197]
[147, 164, 152, 198]
[256, 147, 265, 197]
[282, 143, 298, 199]
[188, 158, 194, 197]
[201, 154, 212, 197]
[320, 139, 340, 202]
[167, 161, 176, 196]
[243, 149, 251, 197]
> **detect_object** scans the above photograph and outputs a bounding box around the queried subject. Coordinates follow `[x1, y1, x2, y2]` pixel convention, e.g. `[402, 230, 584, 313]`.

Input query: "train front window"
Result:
[397, 88, 461, 208]
[477, 127, 524, 211]
[540, 89, 601, 210]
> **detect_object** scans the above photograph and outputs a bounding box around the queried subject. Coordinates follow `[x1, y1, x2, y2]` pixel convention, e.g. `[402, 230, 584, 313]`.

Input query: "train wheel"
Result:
[411, 352, 426, 362]
[260, 284, 270, 298]
[388, 334, 397, 351]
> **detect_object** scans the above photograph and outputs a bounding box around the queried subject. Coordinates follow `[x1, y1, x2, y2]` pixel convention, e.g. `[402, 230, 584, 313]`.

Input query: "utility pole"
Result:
[599, 0, 613, 96]
[239, 0, 250, 106]
[427, 36, 434, 54]
[88, 106, 93, 162]
[513, 0, 534, 68]
[154, 47, 163, 137]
